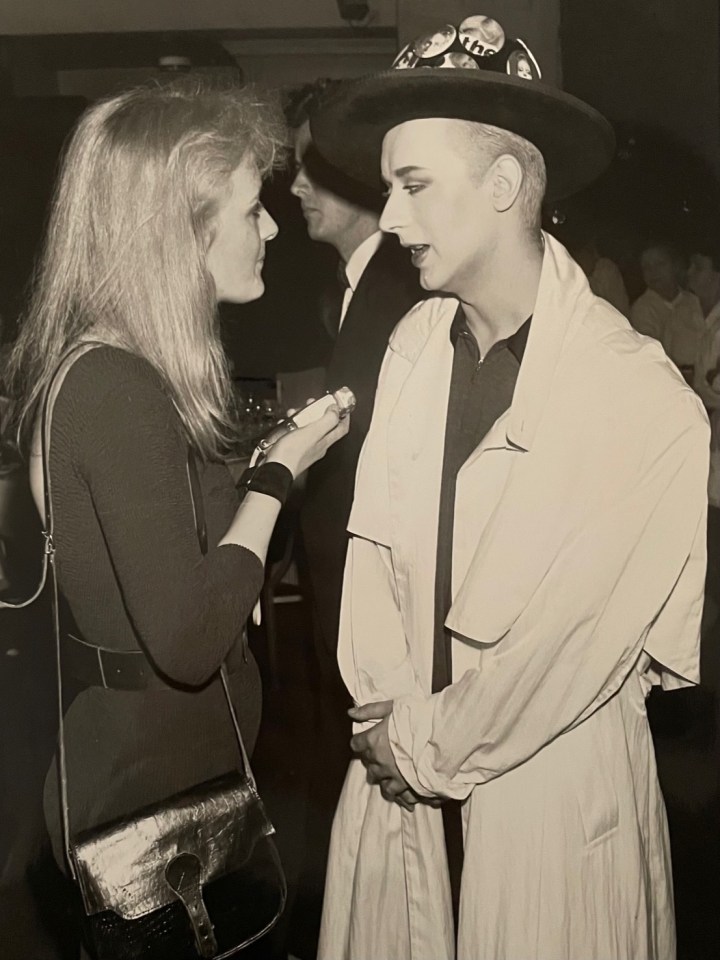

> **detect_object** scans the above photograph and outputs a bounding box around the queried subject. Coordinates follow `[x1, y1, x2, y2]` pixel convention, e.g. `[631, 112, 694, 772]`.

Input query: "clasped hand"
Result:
[349, 700, 441, 812]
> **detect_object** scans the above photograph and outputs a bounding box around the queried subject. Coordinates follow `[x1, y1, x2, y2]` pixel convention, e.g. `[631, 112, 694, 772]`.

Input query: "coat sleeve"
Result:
[337, 536, 420, 707]
[630, 298, 663, 340]
[389, 398, 709, 800]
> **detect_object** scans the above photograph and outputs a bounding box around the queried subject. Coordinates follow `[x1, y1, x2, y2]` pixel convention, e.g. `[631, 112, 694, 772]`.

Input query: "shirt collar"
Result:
[449, 307, 531, 364]
[646, 287, 685, 309]
[344, 230, 383, 292]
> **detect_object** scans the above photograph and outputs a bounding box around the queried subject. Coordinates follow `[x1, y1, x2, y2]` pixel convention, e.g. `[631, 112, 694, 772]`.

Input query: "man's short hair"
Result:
[689, 238, 720, 272]
[641, 240, 686, 267]
[285, 78, 383, 213]
[452, 120, 547, 231]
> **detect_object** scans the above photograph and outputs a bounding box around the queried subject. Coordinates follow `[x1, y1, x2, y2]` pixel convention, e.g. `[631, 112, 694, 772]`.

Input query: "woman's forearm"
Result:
[219, 490, 282, 565]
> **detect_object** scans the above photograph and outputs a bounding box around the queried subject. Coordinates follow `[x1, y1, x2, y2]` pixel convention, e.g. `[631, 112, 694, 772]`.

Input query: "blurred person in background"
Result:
[631, 241, 705, 380]
[288, 80, 423, 673]
[574, 237, 630, 315]
[687, 243, 720, 319]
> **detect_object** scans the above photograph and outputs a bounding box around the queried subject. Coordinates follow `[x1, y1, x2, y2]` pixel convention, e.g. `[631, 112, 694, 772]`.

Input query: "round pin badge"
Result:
[435, 52, 479, 70]
[392, 42, 420, 70]
[459, 15, 506, 57]
[506, 41, 542, 80]
[412, 24, 457, 60]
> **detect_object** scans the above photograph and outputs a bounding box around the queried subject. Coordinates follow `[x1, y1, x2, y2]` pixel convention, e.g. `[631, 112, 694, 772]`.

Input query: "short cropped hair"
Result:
[451, 120, 547, 231]
[640, 241, 685, 267]
[689, 239, 720, 272]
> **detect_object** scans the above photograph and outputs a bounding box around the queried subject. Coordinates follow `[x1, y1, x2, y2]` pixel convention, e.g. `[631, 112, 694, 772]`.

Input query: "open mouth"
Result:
[409, 244, 429, 267]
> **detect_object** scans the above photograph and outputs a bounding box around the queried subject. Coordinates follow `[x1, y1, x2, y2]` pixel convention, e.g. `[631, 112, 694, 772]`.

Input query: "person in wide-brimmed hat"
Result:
[313, 14, 709, 960]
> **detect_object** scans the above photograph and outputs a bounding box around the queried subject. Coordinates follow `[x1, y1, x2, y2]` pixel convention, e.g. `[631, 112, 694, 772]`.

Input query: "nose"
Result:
[290, 164, 308, 198]
[261, 207, 279, 243]
[378, 187, 403, 235]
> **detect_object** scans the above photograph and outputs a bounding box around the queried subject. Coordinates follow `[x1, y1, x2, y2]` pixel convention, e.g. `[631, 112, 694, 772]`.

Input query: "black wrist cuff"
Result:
[238, 461, 293, 505]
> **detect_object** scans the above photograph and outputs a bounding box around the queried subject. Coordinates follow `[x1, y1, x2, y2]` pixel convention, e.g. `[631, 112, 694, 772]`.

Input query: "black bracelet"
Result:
[238, 461, 294, 506]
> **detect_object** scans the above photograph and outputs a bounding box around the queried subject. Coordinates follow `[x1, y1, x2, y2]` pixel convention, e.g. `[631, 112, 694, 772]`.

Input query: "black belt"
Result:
[62, 631, 248, 691]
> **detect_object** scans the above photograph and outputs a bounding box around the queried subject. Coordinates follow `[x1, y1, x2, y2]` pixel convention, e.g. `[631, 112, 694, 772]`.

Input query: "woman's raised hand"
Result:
[264, 404, 349, 478]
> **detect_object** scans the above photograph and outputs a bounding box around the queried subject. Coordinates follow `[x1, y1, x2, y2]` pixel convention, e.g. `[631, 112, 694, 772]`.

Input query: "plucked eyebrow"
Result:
[381, 164, 431, 187]
[393, 165, 430, 178]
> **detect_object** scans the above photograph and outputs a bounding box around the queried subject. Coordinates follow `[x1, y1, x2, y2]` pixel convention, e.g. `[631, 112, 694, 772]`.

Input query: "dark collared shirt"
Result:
[432, 308, 531, 693]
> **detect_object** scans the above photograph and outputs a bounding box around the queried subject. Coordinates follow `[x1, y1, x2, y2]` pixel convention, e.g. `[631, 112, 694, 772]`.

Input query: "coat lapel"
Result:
[448, 235, 599, 648]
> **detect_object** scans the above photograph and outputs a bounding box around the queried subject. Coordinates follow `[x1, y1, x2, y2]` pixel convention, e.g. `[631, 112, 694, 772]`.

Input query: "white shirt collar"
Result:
[647, 287, 687, 309]
[344, 230, 383, 292]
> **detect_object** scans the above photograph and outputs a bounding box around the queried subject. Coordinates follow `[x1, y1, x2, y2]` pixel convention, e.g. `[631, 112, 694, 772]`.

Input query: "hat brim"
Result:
[310, 70, 615, 201]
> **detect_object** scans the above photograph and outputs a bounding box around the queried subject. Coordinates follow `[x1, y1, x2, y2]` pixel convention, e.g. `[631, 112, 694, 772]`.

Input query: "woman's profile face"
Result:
[206, 156, 278, 304]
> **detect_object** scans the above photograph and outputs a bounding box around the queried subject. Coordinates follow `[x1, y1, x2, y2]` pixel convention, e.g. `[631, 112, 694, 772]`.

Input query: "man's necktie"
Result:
[320, 260, 350, 339]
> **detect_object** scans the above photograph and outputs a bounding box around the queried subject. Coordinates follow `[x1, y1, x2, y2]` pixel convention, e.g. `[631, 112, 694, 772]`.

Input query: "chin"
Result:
[219, 282, 265, 305]
[307, 224, 326, 243]
[419, 269, 446, 293]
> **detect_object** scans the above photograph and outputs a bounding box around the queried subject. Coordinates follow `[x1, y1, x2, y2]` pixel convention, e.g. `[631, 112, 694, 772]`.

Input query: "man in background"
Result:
[631, 241, 705, 379]
[285, 80, 423, 955]
[688, 243, 720, 320]
[573, 238, 630, 315]
[287, 80, 423, 686]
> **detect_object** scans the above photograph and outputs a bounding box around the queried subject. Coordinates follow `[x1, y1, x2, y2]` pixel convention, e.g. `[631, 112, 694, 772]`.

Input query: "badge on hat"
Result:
[458, 15, 505, 57]
[412, 24, 456, 60]
[391, 12, 541, 80]
[310, 11, 614, 202]
[506, 42, 542, 80]
[436, 52, 479, 70]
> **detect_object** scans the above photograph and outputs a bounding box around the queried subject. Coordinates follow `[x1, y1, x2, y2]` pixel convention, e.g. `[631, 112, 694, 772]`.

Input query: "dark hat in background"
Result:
[310, 14, 615, 200]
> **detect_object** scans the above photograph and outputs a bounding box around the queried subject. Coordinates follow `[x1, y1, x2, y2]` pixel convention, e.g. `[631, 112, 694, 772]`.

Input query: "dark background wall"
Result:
[554, 0, 720, 295]
[561, 0, 719, 175]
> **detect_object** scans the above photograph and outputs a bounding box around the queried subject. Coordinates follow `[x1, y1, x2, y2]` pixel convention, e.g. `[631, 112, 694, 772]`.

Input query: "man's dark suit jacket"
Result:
[299, 235, 425, 670]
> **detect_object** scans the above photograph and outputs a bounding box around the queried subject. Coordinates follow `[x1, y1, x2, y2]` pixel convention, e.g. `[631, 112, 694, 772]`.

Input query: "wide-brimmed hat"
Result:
[310, 14, 615, 200]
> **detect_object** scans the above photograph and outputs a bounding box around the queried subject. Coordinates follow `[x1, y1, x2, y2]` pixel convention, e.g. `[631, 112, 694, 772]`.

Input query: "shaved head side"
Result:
[449, 120, 547, 233]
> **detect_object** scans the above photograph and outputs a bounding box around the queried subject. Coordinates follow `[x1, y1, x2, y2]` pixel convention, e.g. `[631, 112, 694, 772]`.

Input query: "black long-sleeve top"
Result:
[44, 345, 263, 857]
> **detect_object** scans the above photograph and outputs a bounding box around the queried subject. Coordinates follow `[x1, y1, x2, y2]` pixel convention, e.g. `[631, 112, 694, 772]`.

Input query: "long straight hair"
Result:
[7, 77, 286, 458]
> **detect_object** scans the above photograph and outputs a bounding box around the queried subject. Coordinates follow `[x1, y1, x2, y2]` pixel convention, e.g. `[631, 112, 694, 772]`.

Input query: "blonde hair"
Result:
[8, 76, 286, 458]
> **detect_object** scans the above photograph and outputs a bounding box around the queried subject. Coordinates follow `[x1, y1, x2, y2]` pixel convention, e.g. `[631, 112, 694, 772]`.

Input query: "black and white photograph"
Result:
[1, 2, 719, 959]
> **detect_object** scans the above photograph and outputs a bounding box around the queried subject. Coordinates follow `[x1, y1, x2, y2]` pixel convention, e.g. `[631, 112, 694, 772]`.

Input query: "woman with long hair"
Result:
[5, 77, 348, 956]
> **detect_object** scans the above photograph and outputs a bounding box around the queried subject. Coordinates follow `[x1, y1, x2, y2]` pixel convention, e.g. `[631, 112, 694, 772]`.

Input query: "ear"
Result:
[489, 154, 523, 213]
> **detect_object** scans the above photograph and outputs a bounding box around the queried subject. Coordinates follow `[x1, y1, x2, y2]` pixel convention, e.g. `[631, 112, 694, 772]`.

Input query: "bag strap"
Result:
[39, 343, 256, 879]
[0, 557, 48, 609]
[42, 341, 106, 880]
[186, 448, 255, 788]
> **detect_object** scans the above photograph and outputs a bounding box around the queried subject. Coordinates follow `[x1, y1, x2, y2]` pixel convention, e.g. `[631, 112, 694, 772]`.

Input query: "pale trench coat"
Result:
[318, 235, 710, 960]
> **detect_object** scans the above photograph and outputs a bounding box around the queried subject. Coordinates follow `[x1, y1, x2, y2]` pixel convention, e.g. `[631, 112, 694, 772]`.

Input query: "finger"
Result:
[398, 789, 419, 806]
[348, 700, 393, 722]
[380, 781, 398, 804]
[349, 732, 368, 754]
[297, 405, 342, 442]
[365, 765, 382, 785]
[379, 778, 414, 808]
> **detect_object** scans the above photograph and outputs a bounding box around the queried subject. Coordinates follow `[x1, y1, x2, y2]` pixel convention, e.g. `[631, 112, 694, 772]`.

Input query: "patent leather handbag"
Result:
[38, 343, 286, 959]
